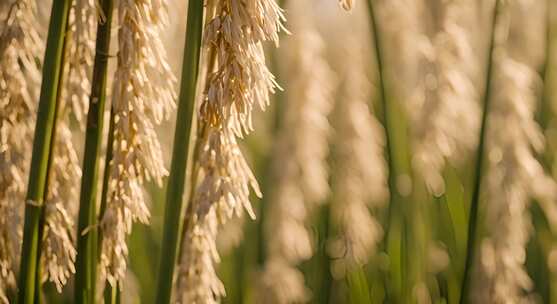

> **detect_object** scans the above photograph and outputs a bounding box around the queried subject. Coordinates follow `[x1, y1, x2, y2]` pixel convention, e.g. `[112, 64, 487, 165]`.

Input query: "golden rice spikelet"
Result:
[174, 0, 285, 302]
[36, 1, 97, 292]
[175, 208, 222, 304]
[174, 127, 261, 303]
[100, 0, 177, 286]
[0, 0, 43, 300]
[200, 0, 286, 137]
[41, 119, 81, 292]
[66, 0, 98, 128]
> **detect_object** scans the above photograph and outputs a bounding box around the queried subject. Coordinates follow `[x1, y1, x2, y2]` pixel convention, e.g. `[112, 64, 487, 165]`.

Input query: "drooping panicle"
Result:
[200, 0, 285, 136]
[473, 1, 557, 302]
[376, 0, 424, 94]
[41, 118, 81, 292]
[174, 127, 260, 303]
[175, 208, 223, 304]
[174, 0, 285, 302]
[328, 34, 388, 277]
[0, 0, 43, 300]
[100, 0, 177, 285]
[66, 0, 98, 128]
[37, 0, 99, 292]
[410, 0, 481, 195]
[314, 0, 389, 277]
[258, 0, 335, 302]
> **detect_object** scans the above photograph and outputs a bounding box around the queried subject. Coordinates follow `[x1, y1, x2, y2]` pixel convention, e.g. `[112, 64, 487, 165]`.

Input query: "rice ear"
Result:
[0, 0, 44, 299]
[471, 1, 557, 302]
[100, 0, 176, 286]
[173, 0, 285, 302]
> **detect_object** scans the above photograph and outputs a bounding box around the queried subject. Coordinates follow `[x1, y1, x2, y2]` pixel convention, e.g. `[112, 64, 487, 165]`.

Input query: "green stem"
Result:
[154, 0, 204, 302]
[97, 108, 115, 247]
[366, 0, 397, 238]
[74, 1, 115, 303]
[103, 282, 120, 304]
[33, 24, 71, 303]
[535, 2, 555, 302]
[97, 108, 115, 250]
[96, 108, 116, 300]
[175, 121, 209, 264]
[17, 1, 73, 303]
[459, 1, 501, 303]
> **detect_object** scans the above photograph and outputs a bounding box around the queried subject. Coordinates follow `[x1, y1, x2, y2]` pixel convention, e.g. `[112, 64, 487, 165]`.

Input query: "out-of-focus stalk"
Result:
[366, 0, 401, 241]
[366, 2, 393, 203]
[539, 3, 556, 301]
[256, 0, 287, 269]
[365, 0, 406, 299]
[459, 1, 501, 302]
[74, 0, 114, 303]
[258, 1, 334, 302]
[154, 0, 204, 302]
[17, 1, 73, 303]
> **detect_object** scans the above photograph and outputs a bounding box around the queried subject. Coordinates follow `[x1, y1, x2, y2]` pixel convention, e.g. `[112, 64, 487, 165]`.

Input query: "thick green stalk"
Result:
[17, 1, 73, 303]
[154, 0, 204, 302]
[74, 0, 115, 303]
[459, 1, 501, 303]
[33, 27, 71, 303]
[98, 109, 115, 250]
[96, 109, 116, 300]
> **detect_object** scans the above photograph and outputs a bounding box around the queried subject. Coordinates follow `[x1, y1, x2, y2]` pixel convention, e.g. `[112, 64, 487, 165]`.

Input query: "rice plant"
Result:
[2, 0, 557, 303]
